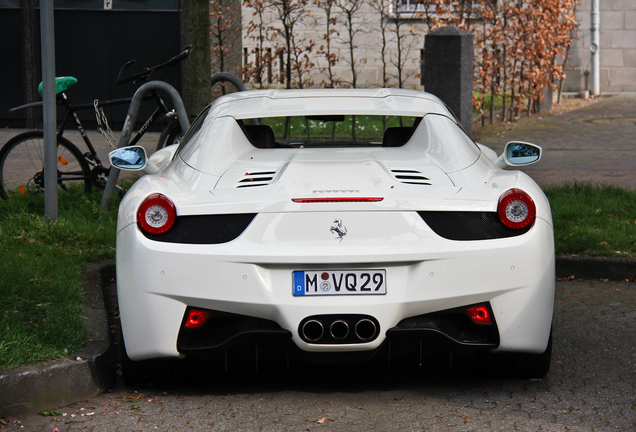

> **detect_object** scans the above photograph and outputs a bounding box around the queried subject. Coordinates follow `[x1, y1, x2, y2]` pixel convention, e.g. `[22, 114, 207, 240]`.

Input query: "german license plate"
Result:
[293, 270, 387, 296]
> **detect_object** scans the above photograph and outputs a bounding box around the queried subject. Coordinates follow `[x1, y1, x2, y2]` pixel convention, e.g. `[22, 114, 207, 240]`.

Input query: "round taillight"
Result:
[137, 193, 176, 235]
[497, 188, 536, 229]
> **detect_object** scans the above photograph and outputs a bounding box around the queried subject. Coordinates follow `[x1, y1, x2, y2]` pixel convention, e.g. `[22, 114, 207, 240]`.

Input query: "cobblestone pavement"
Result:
[3, 279, 634, 431]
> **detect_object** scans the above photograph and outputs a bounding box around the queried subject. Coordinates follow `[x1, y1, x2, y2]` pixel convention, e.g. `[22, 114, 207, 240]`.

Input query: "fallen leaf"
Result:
[316, 417, 326, 424]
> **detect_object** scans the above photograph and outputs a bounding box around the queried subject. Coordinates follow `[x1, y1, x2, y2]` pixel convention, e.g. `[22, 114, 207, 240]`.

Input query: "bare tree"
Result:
[314, 0, 341, 87]
[335, 0, 364, 88]
[270, 0, 314, 88]
[369, 0, 390, 87]
[210, 0, 243, 79]
[388, 0, 424, 88]
[243, 0, 278, 87]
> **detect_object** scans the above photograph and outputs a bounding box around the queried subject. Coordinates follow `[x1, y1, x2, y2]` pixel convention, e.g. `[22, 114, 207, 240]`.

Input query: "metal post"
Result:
[41, 0, 57, 220]
[590, 0, 601, 96]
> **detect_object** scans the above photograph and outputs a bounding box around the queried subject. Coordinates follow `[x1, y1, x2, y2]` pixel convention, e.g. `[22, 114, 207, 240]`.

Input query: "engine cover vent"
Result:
[237, 171, 277, 188]
[391, 169, 432, 185]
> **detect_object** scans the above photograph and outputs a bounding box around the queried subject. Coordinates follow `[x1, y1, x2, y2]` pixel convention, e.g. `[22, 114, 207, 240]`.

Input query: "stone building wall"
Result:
[563, 0, 636, 93]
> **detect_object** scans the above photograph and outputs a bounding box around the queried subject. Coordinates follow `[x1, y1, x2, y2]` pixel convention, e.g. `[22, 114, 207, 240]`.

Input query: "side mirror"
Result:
[495, 141, 542, 169]
[109, 146, 147, 171]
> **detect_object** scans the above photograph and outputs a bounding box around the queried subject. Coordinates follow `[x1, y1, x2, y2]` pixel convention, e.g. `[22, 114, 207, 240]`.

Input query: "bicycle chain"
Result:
[94, 99, 118, 150]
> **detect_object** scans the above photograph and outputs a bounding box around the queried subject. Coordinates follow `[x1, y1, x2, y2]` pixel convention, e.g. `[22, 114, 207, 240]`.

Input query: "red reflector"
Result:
[184, 309, 211, 329]
[292, 197, 384, 203]
[466, 305, 492, 324]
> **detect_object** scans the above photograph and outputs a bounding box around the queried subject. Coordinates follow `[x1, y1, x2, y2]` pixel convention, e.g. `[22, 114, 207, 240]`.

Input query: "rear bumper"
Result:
[116, 213, 554, 361]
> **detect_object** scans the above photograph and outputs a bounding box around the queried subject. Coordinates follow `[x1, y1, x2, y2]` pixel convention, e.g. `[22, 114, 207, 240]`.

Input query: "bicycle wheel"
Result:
[0, 131, 91, 199]
[156, 119, 184, 151]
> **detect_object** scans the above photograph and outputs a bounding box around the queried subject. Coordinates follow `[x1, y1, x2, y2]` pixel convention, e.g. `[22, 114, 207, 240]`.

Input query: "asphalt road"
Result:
[3, 279, 634, 431]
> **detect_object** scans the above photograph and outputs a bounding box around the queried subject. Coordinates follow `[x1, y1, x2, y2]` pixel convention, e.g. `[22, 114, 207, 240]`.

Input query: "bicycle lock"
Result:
[100, 81, 189, 211]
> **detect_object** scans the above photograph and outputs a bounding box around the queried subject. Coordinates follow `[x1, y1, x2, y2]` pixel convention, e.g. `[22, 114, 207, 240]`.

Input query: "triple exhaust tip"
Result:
[301, 317, 378, 343]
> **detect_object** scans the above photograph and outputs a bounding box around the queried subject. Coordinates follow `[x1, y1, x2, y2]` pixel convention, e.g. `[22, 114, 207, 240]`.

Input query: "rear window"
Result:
[239, 115, 420, 148]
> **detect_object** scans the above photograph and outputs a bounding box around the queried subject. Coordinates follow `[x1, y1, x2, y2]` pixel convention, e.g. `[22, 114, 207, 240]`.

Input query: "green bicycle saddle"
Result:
[37, 76, 78, 96]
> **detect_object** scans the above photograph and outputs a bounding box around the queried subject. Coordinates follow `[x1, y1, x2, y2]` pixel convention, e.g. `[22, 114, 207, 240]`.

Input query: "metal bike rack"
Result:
[100, 73, 248, 211]
[100, 80, 189, 210]
[211, 72, 247, 92]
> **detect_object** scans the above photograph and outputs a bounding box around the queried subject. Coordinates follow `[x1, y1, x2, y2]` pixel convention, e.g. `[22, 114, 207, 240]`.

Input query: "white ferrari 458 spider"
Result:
[110, 88, 554, 380]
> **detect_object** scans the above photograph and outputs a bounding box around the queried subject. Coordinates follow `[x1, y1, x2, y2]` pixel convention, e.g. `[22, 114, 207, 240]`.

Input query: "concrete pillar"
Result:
[423, 26, 474, 137]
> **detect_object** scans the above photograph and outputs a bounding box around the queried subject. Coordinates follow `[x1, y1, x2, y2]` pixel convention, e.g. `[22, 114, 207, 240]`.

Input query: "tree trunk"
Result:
[182, 0, 211, 116]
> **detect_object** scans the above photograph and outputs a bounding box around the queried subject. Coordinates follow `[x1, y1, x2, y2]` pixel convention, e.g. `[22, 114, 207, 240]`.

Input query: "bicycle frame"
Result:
[2, 46, 192, 199]
[58, 90, 174, 166]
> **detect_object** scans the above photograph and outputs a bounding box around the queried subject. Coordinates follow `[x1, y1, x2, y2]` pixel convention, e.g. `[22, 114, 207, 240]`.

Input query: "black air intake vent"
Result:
[237, 171, 276, 188]
[391, 169, 432, 185]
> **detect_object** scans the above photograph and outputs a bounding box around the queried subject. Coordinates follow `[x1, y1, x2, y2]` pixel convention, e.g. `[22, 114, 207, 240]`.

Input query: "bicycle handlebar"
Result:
[116, 45, 193, 85]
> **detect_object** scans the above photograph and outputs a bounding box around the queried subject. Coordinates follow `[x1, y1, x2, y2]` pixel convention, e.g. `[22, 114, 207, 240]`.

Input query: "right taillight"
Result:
[137, 193, 176, 235]
[497, 188, 536, 230]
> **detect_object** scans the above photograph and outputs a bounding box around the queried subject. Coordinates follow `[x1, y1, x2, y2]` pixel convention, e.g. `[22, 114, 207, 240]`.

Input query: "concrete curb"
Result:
[556, 254, 636, 281]
[0, 256, 634, 417]
[0, 261, 116, 417]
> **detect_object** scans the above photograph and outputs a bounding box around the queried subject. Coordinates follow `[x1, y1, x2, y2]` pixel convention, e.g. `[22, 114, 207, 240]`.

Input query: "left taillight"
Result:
[137, 193, 176, 235]
[497, 188, 536, 230]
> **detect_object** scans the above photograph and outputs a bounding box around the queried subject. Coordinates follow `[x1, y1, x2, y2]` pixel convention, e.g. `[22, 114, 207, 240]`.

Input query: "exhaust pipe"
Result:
[299, 315, 379, 344]
[355, 319, 378, 341]
[301, 320, 324, 342]
[330, 320, 350, 340]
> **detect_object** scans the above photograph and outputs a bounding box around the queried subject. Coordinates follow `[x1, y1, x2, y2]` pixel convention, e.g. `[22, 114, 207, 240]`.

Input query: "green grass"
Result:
[0, 187, 120, 369]
[0, 182, 633, 369]
[545, 183, 636, 257]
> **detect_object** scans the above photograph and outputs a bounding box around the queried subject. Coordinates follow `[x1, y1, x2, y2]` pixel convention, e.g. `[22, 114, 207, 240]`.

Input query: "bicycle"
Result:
[0, 46, 192, 200]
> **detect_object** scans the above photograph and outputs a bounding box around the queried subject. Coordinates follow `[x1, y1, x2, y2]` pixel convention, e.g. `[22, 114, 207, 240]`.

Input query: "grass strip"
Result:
[545, 183, 635, 257]
[0, 188, 119, 369]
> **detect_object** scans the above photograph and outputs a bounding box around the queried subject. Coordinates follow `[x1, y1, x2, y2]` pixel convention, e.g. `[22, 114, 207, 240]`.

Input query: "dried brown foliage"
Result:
[239, 0, 579, 118]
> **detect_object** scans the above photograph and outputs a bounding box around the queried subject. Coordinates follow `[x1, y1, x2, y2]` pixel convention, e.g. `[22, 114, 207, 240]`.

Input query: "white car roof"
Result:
[208, 88, 454, 120]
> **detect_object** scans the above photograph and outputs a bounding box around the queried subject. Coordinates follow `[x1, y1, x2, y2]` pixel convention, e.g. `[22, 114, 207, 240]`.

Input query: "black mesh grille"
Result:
[141, 213, 256, 244]
[418, 211, 531, 241]
[177, 309, 290, 354]
[388, 302, 500, 347]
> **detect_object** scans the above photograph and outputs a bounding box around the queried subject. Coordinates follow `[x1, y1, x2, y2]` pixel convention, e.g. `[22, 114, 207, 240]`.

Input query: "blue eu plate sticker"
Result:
[293, 271, 305, 296]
